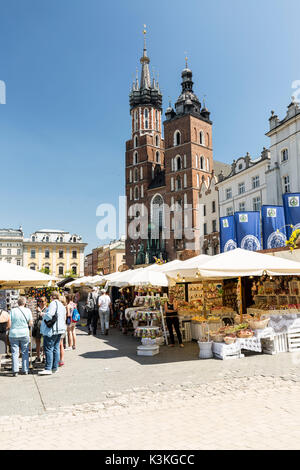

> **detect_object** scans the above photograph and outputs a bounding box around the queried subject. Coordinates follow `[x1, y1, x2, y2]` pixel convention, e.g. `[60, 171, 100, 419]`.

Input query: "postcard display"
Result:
[0, 290, 20, 311]
[129, 295, 168, 356]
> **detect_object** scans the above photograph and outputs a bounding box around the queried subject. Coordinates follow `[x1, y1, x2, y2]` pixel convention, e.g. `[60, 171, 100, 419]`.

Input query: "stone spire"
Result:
[140, 25, 151, 90]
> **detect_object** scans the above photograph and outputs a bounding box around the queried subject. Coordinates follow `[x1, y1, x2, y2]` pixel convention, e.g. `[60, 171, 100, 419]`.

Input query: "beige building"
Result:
[23, 229, 87, 277]
[0, 228, 24, 265]
[85, 239, 126, 276]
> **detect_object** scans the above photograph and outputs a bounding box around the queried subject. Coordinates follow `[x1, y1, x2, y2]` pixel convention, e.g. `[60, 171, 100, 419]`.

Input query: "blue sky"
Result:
[0, 0, 299, 252]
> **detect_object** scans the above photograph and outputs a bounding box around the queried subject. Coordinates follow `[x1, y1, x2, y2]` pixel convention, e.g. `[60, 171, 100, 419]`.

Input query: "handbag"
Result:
[44, 302, 58, 328]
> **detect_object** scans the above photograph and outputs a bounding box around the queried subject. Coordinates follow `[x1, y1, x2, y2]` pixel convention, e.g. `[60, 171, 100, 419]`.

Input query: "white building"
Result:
[0, 228, 24, 265]
[266, 99, 300, 204]
[217, 149, 270, 217]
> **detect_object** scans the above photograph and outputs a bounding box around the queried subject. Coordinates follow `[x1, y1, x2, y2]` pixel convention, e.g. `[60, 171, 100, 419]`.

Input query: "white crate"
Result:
[287, 327, 300, 352]
[181, 321, 192, 342]
[137, 345, 160, 356]
[261, 333, 288, 355]
[212, 341, 243, 360]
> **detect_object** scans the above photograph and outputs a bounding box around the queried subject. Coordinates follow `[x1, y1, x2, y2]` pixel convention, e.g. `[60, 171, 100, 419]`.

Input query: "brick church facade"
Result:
[125, 34, 218, 267]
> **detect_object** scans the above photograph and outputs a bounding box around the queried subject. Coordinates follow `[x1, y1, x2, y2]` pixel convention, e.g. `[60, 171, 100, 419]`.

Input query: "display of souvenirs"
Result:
[134, 326, 162, 339]
[203, 281, 223, 309]
[0, 289, 20, 310]
[169, 284, 185, 302]
[133, 295, 161, 310]
[26, 287, 63, 301]
[222, 281, 238, 311]
[188, 283, 203, 302]
[251, 276, 300, 312]
[125, 309, 161, 322]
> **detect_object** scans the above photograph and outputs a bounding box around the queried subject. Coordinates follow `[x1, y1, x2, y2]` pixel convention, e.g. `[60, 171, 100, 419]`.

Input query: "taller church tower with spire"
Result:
[125, 28, 166, 266]
[125, 34, 216, 267]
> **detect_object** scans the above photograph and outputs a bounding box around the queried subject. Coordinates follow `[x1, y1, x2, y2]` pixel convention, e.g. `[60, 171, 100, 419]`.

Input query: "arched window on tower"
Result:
[155, 135, 159, 147]
[175, 155, 182, 171]
[133, 151, 138, 165]
[200, 131, 204, 145]
[134, 111, 138, 131]
[144, 109, 149, 129]
[200, 156, 204, 170]
[134, 168, 138, 182]
[134, 186, 139, 200]
[174, 130, 181, 146]
[134, 136, 138, 148]
[156, 151, 160, 163]
[176, 176, 182, 191]
[151, 194, 164, 231]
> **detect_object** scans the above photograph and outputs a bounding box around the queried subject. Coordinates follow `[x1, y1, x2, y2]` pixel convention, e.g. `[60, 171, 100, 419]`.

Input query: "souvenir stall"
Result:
[195, 248, 300, 359]
[105, 267, 169, 356]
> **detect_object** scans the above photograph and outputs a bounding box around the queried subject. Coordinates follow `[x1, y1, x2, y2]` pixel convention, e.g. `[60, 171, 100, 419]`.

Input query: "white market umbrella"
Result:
[0, 261, 56, 288]
[105, 268, 144, 288]
[65, 276, 95, 287]
[89, 275, 106, 286]
[198, 248, 300, 279]
[127, 268, 169, 287]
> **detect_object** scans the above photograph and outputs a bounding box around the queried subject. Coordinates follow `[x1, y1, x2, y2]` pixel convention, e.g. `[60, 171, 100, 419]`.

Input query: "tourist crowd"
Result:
[0, 288, 113, 377]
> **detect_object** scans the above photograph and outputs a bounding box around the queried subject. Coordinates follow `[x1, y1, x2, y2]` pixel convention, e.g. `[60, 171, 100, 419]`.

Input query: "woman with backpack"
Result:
[66, 294, 78, 350]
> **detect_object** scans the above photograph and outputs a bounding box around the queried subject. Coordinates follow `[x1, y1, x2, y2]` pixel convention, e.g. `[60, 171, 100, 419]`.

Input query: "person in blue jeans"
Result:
[9, 297, 33, 377]
[38, 292, 66, 376]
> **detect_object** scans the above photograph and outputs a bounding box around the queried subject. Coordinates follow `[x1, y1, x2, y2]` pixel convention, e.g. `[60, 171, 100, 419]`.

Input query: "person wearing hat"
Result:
[98, 289, 112, 335]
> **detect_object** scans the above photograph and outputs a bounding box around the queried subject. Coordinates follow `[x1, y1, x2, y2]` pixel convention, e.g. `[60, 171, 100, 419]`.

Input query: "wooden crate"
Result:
[261, 333, 288, 355]
[287, 328, 300, 352]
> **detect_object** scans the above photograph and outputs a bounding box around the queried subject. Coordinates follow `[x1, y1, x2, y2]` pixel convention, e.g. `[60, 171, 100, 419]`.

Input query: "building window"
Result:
[156, 151, 160, 163]
[239, 202, 245, 211]
[175, 155, 182, 171]
[203, 205, 206, 217]
[226, 188, 232, 200]
[134, 168, 138, 182]
[200, 156, 204, 170]
[281, 148, 288, 162]
[32, 236, 35, 242]
[238, 182, 245, 194]
[134, 186, 139, 200]
[200, 131, 204, 145]
[155, 135, 159, 146]
[30, 264, 36, 270]
[45, 249, 50, 258]
[133, 151, 138, 165]
[45, 236, 49, 242]
[59, 250, 64, 259]
[203, 223, 207, 235]
[176, 177, 182, 191]
[17, 259, 21, 266]
[72, 266, 77, 275]
[72, 250, 77, 259]
[174, 130, 181, 146]
[212, 220, 217, 232]
[17, 249, 21, 256]
[7, 249, 11, 255]
[226, 207, 233, 216]
[144, 108, 149, 129]
[30, 249, 36, 259]
[212, 200, 216, 213]
[134, 135, 138, 148]
[58, 266, 64, 276]
[253, 196, 261, 211]
[252, 176, 260, 189]
[283, 175, 290, 193]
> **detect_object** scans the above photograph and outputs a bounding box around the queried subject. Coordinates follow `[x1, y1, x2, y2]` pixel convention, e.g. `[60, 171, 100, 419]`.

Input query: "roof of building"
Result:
[216, 148, 270, 183]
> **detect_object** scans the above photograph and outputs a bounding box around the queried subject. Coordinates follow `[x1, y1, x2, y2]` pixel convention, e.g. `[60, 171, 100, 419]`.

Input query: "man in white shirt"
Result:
[98, 289, 112, 335]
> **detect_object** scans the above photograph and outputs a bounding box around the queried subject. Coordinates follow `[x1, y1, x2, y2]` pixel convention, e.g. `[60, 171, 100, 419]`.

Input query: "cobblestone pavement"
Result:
[1, 327, 300, 450]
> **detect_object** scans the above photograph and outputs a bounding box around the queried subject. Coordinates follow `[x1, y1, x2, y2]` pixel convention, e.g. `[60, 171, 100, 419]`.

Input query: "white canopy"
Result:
[164, 254, 211, 280]
[65, 276, 95, 287]
[105, 266, 169, 288]
[0, 261, 56, 288]
[197, 248, 300, 279]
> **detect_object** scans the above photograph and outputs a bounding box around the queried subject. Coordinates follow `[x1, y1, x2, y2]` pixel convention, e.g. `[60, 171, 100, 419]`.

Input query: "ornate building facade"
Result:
[125, 33, 227, 267]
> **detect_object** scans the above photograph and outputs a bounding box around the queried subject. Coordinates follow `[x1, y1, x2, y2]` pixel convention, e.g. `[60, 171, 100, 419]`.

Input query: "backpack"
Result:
[86, 293, 95, 312]
[72, 307, 80, 322]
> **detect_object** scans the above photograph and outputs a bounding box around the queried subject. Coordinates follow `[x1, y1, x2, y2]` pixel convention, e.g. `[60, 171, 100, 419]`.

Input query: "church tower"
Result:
[163, 61, 213, 258]
[125, 28, 165, 267]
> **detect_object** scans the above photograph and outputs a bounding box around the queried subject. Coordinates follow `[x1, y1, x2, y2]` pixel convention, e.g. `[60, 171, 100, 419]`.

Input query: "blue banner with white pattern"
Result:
[234, 212, 261, 251]
[219, 215, 237, 252]
[282, 193, 300, 238]
[261, 205, 287, 249]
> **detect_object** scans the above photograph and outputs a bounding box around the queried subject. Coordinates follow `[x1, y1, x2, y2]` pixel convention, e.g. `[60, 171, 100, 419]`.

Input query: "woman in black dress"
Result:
[164, 294, 184, 348]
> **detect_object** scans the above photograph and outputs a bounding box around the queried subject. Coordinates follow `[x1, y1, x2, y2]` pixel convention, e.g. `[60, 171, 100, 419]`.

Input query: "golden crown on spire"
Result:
[143, 24, 147, 34]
